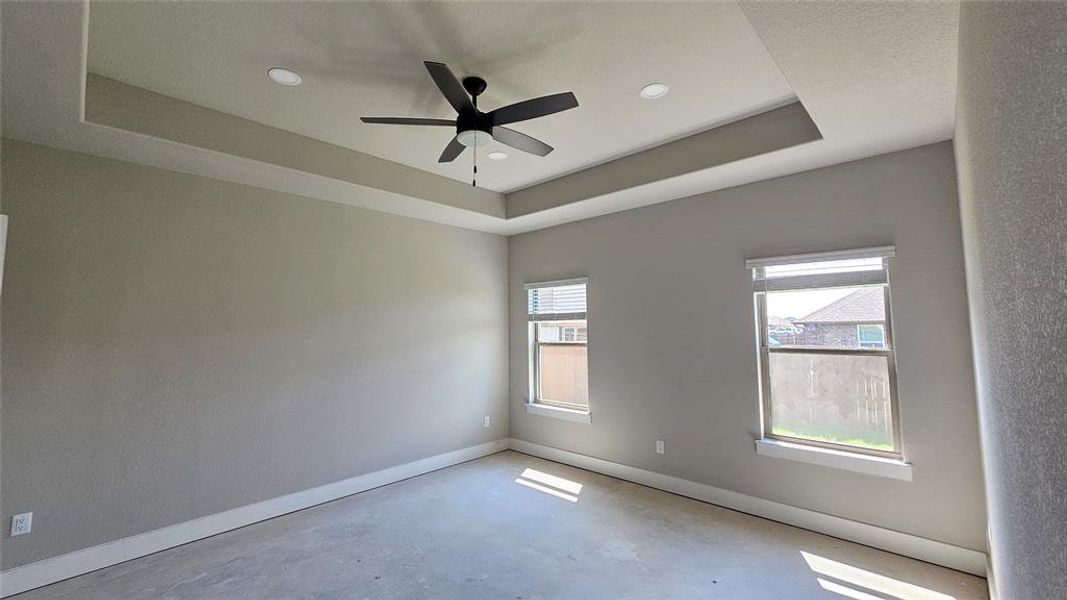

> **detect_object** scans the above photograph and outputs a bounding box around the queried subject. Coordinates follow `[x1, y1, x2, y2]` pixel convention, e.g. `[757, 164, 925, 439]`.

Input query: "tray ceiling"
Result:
[4, 1, 960, 235]
[87, 1, 795, 193]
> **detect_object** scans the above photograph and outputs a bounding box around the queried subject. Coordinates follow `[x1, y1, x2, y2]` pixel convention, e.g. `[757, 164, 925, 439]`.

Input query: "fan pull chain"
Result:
[472, 143, 478, 187]
[472, 93, 478, 187]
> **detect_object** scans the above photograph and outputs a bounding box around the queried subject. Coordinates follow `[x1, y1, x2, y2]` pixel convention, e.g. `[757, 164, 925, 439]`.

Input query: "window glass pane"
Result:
[766, 286, 886, 349]
[767, 352, 894, 451]
[538, 345, 588, 406]
[536, 320, 588, 407]
[538, 323, 561, 342]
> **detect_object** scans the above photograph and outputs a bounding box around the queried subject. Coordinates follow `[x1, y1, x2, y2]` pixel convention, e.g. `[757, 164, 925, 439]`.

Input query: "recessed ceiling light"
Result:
[487, 151, 508, 161]
[267, 67, 302, 86]
[639, 83, 669, 99]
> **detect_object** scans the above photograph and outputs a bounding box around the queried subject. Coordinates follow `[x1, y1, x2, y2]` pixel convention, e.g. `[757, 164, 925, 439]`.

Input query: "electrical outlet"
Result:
[656, 440, 665, 455]
[11, 512, 32, 537]
[484, 416, 491, 428]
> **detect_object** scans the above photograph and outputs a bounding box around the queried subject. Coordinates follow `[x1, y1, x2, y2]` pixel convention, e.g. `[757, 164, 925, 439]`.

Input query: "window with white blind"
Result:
[526, 279, 589, 412]
[748, 247, 902, 458]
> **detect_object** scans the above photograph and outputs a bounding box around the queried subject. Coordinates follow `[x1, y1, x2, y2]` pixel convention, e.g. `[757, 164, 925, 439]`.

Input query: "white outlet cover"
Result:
[11, 512, 32, 536]
[656, 440, 665, 454]
[484, 416, 491, 428]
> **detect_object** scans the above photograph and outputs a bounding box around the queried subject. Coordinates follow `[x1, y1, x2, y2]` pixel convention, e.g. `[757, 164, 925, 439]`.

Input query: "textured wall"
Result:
[0, 140, 508, 569]
[955, 3, 1067, 597]
[509, 142, 987, 551]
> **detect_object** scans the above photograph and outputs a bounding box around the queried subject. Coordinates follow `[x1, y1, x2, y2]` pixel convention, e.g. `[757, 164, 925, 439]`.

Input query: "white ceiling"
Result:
[87, 1, 795, 193]
[741, 1, 959, 147]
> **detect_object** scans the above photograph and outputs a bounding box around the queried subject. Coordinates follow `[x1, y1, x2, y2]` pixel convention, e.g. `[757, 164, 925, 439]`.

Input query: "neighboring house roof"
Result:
[768, 316, 800, 332]
[797, 287, 884, 323]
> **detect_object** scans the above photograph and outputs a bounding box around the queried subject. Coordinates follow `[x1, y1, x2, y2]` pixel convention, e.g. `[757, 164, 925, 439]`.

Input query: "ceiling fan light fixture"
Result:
[457, 129, 493, 148]
[487, 151, 508, 161]
[639, 82, 669, 99]
[267, 67, 302, 86]
[361, 61, 578, 169]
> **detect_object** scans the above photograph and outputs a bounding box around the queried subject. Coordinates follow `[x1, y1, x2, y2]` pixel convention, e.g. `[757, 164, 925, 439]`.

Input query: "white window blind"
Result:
[747, 247, 895, 291]
[526, 278, 587, 322]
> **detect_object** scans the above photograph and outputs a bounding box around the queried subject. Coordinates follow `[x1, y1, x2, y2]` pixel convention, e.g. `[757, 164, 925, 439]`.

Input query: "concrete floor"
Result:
[15, 451, 988, 599]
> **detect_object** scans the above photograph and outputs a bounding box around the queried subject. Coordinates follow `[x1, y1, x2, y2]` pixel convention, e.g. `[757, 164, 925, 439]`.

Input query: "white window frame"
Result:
[747, 247, 903, 460]
[525, 278, 590, 418]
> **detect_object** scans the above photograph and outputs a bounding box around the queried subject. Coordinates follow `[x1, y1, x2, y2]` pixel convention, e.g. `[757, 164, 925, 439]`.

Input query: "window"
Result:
[526, 279, 588, 412]
[748, 247, 901, 458]
[857, 324, 886, 349]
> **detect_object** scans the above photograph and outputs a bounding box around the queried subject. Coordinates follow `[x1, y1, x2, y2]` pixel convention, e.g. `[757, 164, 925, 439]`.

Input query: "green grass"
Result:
[772, 425, 894, 452]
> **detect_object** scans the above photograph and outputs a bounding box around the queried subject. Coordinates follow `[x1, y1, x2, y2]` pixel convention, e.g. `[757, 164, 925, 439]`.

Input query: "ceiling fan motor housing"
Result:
[456, 109, 493, 137]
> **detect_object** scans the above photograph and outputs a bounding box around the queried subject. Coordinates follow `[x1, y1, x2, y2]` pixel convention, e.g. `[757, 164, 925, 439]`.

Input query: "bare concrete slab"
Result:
[14, 451, 987, 599]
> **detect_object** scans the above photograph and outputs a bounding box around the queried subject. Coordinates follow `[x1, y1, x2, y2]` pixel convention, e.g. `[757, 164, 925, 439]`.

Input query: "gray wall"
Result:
[509, 141, 986, 551]
[0, 140, 508, 569]
[956, 3, 1067, 597]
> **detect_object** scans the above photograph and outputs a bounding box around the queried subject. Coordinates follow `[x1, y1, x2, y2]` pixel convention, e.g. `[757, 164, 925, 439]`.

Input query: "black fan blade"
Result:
[489, 92, 578, 126]
[439, 136, 466, 162]
[361, 117, 455, 126]
[492, 126, 553, 157]
[424, 62, 473, 114]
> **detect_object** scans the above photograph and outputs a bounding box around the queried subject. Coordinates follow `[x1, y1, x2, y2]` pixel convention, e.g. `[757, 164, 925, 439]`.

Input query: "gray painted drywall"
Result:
[955, 3, 1067, 597]
[505, 102, 821, 218]
[0, 140, 508, 570]
[509, 142, 986, 551]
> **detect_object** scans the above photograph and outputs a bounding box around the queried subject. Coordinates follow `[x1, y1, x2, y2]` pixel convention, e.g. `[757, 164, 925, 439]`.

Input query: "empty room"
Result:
[1, 1, 1064, 599]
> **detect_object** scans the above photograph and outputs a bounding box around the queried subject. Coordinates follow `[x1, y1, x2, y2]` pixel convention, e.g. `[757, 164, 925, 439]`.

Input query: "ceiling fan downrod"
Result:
[464, 76, 486, 188]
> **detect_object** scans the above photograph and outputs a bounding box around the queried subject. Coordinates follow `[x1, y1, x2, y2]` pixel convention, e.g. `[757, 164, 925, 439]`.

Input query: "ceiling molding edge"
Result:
[85, 74, 505, 219]
[506, 101, 821, 218]
[81, 73, 826, 236]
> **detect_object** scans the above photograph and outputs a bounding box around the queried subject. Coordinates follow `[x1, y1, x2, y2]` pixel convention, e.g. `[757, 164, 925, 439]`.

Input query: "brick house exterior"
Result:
[792, 287, 886, 348]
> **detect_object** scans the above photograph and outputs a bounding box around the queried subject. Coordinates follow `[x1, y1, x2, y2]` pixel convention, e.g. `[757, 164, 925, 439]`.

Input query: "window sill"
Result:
[526, 402, 591, 424]
[754, 438, 912, 481]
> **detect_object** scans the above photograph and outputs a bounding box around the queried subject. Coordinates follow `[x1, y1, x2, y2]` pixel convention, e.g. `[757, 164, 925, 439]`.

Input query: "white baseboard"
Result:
[1, 436, 985, 597]
[508, 438, 987, 577]
[0, 439, 509, 598]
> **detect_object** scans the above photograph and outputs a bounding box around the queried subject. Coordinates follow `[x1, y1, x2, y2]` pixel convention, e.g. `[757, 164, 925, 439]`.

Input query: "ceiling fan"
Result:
[361, 61, 578, 184]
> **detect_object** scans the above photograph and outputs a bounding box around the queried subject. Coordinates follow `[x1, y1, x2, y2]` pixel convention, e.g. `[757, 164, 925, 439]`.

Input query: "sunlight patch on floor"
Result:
[515, 467, 583, 502]
[818, 577, 888, 600]
[802, 551, 956, 600]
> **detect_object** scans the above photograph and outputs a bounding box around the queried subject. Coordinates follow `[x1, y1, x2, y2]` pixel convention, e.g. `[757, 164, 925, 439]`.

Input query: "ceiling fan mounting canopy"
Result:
[462, 76, 488, 98]
[360, 61, 579, 164]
